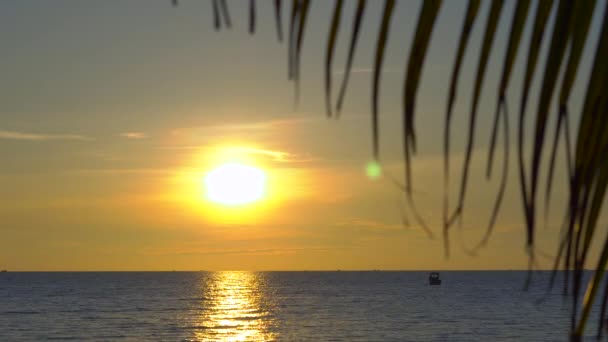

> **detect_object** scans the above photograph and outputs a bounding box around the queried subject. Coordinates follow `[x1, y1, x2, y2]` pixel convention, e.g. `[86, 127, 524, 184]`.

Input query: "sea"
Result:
[0, 271, 605, 341]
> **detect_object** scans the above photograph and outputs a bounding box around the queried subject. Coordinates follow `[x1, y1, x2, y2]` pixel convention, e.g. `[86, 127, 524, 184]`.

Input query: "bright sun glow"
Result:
[204, 163, 267, 206]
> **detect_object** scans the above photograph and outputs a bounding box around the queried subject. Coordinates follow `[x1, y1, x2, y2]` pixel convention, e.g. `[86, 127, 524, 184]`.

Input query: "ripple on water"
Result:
[0, 271, 598, 341]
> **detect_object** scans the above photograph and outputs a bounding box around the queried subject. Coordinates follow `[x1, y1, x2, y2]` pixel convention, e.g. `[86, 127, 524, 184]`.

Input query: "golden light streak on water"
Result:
[193, 272, 276, 341]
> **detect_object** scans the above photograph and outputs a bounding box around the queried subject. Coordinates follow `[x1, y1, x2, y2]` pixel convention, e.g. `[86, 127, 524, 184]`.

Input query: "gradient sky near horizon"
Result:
[1, 0, 606, 271]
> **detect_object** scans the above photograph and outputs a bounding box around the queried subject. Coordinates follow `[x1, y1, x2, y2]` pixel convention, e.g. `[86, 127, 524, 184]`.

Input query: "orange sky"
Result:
[1, 1, 604, 270]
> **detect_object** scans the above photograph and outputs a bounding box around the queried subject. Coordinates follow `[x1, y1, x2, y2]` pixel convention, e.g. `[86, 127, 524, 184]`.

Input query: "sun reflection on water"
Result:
[193, 271, 276, 342]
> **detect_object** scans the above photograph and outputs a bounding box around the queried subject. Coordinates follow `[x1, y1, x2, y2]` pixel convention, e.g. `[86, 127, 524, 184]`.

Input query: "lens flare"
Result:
[366, 161, 382, 180]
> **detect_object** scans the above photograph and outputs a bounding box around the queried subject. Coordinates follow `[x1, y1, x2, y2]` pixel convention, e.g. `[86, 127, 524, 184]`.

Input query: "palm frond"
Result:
[288, 0, 300, 80]
[371, 0, 396, 159]
[401, 0, 443, 243]
[572, 4, 608, 333]
[568, 1, 608, 337]
[200, 0, 608, 339]
[488, 0, 530, 179]
[450, 0, 504, 233]
[443, 0, 481, 256]
[530, 0, 575, 248]
[466, 0, 531, 255]
[249, 0, 256, 34]
[218, 0, 232, 29]
[212, 0, 221, 30]
[403, 0, 442, 194]
[336, 0, 367, 115]
[518, 0, 554, 257]
[293, 0, 311, 106]
[325, 0, 344, 118]
[274, 0, 283, 42]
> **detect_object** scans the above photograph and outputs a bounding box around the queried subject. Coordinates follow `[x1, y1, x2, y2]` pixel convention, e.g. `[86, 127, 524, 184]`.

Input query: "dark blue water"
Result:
[0, 271, 603, 341]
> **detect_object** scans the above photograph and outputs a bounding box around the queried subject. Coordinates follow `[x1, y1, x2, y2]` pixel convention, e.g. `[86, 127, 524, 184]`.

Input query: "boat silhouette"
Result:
[429, 272, 441, 285]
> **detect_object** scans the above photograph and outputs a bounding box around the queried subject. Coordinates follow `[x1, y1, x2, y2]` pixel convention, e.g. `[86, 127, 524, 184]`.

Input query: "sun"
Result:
[204, 163, 267, 206]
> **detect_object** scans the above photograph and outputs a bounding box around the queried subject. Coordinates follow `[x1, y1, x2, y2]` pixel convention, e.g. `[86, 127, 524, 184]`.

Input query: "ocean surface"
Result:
[0, 271, 604, 341]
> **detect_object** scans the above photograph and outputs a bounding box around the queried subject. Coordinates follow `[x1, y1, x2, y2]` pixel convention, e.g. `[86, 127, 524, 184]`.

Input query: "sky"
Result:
[0, 0, 605, 271]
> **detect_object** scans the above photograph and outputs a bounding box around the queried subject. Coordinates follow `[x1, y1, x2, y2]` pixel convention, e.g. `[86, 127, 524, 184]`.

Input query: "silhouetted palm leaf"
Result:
[274, 0, 283, 41]
[336, 0, 367, 115]
[545, 0, 595, 225]
[403, 0, 442, 195]
[173, 0, 608, 339]
[467, 0, 530, 255]
[249, 0, 256, 34]
[488, 0, 529, 179]
[450, 0, 504, 233]
[518, 0, 553, 249]
[212, 0, 221, 30]
[371, 0, 395, 159]
[218, 0, 231, 28]
[443, 0, 481, 256]
[293, 0, 310, 106]
[325, 0, 344, 118]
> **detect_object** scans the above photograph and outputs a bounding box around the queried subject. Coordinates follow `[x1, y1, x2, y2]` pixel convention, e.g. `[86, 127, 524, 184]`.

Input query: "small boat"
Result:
[429, 272, 441, 285]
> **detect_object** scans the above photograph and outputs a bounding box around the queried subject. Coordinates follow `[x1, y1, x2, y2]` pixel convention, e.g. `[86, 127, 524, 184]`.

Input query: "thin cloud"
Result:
[169, 117, 324, 137]
[144, 246, 356, 257]
[120, 132, 147, 139]
[0, 130, 88, 141]
[74, 168, 170, 175]
[160, 145, 318, 164]
[220, 146, 317, 164]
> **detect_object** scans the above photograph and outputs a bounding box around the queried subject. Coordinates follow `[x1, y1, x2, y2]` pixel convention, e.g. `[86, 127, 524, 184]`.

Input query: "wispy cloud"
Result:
[220, 146, 316, 164]
[120, 132, 147, 139]
[74, 168, 170, 175]
[0, 130, 88, 141]
[144, 246, 356, 257]
[169, 117, 321, 137]
[160, 145, 318, 164]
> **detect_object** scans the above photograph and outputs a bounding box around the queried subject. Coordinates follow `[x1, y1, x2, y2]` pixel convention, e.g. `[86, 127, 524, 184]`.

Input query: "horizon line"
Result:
[0, 269, 582, 272]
